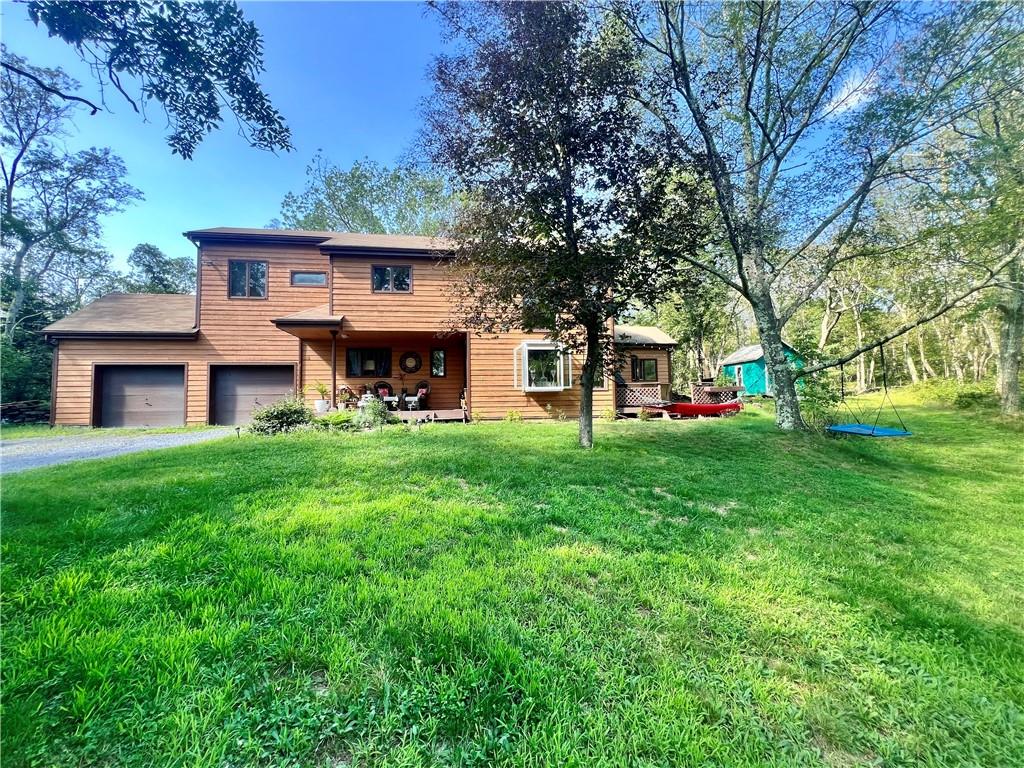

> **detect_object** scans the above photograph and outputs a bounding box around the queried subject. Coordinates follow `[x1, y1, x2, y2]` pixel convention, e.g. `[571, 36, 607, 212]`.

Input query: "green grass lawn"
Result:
[2, 397, 1022, 767]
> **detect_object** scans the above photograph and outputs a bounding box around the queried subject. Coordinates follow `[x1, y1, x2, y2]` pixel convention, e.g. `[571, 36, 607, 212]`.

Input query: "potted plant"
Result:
[308, 381, 331, 414]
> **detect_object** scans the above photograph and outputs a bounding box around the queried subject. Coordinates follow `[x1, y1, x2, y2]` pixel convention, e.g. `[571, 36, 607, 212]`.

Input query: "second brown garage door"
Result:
[211, 366, 295, 425]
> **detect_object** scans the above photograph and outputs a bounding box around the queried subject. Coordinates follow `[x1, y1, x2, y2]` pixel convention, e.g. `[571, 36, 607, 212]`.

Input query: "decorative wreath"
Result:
[399, 351, 422, 374]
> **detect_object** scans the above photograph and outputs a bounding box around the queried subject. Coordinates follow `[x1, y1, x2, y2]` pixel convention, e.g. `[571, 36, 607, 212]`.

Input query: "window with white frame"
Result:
[515, 342, 571, 392]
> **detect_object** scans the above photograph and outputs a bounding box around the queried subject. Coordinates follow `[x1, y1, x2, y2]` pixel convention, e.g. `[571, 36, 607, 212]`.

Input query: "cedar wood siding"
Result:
[621, 347, 673, 400]
[468, 331, 615, 420]
[330, 255, 456, 331]
[52, 239, 630, 424]
[53, 242, 328, 425]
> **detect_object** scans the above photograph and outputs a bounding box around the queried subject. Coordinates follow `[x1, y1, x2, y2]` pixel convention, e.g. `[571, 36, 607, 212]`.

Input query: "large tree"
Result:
[616, 1, 1023, 429]
[426, 1, 709, 448]
[276, 154, 455, 236]
[123, 243, 196, 294]
[7, 0, 291, 158]
[2, 52, 141, 338]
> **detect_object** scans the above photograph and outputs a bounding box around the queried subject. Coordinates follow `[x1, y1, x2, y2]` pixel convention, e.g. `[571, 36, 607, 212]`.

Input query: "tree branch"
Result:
[796, 246, 1021, 377]
[1, 62, 99, 115]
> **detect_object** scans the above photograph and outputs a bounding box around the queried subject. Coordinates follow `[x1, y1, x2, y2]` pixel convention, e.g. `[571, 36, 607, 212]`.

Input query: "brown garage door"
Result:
[211, 366, 294, 425]
[97, 365, 185, 427]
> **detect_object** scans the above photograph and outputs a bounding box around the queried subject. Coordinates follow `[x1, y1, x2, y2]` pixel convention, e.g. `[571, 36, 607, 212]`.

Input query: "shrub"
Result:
[248, 397, 313, 435]
[471, 410, 484, 423]
[314, 410, 356, 431]
[797, 373, 841, 431]
[637, 408, 651, 421]
[910, 378, 997, 409]
[357, 397, 396, 429]
[600, 406, 617, 421]
[504, 410, 523, 422]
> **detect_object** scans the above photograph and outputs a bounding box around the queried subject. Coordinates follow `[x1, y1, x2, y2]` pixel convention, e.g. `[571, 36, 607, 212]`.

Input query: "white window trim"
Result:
[516, 341, 572, 392]
[735, 365, 743, 387]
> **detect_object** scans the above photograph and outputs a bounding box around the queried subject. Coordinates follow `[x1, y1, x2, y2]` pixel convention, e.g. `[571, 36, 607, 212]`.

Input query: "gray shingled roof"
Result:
[614, 324, 677, 347]
[184, 227, 453, 253]
[720, 344, 765, 366]
[42, 294, 197, 337]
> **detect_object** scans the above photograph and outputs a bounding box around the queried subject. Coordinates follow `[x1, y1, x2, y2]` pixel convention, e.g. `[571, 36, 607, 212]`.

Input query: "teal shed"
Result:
[720, 343, 804, 396]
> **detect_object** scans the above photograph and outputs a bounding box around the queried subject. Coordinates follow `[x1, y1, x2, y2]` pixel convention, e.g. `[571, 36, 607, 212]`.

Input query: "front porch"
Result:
[274, 310, 468, 414]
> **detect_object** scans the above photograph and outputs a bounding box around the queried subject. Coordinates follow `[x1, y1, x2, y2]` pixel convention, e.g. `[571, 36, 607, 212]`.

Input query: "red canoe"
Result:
[644, 400, 743, 418]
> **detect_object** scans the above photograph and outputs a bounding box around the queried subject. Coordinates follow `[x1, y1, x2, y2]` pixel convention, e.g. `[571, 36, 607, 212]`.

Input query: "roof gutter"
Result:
[43, 329, 199, 342]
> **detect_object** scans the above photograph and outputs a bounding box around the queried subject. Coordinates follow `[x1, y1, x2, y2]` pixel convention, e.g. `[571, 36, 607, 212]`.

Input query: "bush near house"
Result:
[247, 397, 314, 435]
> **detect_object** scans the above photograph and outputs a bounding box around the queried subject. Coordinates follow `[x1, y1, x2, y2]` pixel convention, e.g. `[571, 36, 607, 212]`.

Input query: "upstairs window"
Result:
[371, 265, 412, 293]
[514, 342, 571, 392]
[228, 260, 268, 298]
[291, 271, 327, 287]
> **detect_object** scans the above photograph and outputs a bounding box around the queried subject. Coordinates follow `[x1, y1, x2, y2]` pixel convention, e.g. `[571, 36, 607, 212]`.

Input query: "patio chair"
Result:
[405, 380, 430, 410]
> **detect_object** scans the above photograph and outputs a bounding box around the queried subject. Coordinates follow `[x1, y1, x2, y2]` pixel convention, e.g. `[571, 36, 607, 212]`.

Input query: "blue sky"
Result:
[1, 1, 444, 267]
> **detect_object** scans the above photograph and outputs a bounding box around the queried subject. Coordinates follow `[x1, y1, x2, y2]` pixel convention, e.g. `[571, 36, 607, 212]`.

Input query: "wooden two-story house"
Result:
[42, 227, 677, 426]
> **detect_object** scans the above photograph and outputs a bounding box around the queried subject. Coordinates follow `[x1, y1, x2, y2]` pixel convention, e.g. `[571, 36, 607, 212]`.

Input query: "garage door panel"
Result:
[212, 366, 294, 425]
[98, 366, 185, 427]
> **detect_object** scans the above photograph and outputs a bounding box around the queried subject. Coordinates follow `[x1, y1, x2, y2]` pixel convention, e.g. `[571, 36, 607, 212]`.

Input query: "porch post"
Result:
[330, 330, 338, 409]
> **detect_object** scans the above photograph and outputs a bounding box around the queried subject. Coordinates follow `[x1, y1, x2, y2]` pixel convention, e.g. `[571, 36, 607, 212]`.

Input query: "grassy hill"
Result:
[2, 396, 1021, 766]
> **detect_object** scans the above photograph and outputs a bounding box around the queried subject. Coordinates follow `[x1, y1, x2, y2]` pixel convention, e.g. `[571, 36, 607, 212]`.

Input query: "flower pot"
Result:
[313, 399, 330, 415]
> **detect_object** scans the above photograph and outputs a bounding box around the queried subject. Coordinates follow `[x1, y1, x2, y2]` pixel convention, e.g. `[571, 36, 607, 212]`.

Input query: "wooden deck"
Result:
[396, 408, 468, 423]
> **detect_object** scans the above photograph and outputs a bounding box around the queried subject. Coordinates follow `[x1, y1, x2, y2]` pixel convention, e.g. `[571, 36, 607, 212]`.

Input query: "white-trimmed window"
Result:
[514, 342, 572, 392]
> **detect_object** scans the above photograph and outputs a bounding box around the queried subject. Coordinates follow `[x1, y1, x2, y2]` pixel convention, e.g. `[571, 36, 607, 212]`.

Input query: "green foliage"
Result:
[247, 398, 313, 435]
[22, 0, 291, 158]
[313, 410, 357, 432]
[357, 397, 395, 429]
[504, 410, 523, 423]
[797, 374, 842, 432]
[123, 244, 195, 294]
[470, 410, 484, 423]
[277, 154, 455, 235]
[4, 401, 1021, 765]
[0, 337, 50, 404]
[600, 406, 617, 422]
[910, 379, 999, 410]
[637, 408, 652, 421]
[308, 380, 330, 400]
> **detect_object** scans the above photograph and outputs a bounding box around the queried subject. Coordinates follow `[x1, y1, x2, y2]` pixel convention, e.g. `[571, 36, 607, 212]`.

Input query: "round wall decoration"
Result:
[399, 351, 422, 374]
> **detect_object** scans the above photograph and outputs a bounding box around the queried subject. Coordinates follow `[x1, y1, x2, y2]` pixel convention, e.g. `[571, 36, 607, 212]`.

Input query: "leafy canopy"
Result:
[18, 0, 291, 158]
[277, 154, 455, 236]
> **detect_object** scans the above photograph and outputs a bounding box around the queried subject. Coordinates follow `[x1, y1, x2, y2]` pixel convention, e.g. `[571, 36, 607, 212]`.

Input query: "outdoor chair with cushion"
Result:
[405, 381, 430, 410]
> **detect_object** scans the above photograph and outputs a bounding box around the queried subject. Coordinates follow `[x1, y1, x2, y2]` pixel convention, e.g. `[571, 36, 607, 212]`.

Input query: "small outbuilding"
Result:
[719, 343, 804, 396]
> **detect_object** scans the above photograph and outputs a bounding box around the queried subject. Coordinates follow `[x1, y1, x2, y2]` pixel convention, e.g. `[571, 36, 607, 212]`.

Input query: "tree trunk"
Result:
[3, 243, 32, 339]
[903, 337, 920, 384]
[577, 325, 601, 448]
[996, 255, 1023, 415]
[748, 287, 804, 430]
[917, 330, 936, 379]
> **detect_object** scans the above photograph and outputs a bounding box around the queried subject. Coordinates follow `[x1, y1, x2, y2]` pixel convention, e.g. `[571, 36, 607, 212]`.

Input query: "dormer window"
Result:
[372, 265, 412, 293]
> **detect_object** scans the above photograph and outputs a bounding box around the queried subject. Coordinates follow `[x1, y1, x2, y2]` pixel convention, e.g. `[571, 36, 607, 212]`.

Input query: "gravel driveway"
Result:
[1, 428, 233, 474]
